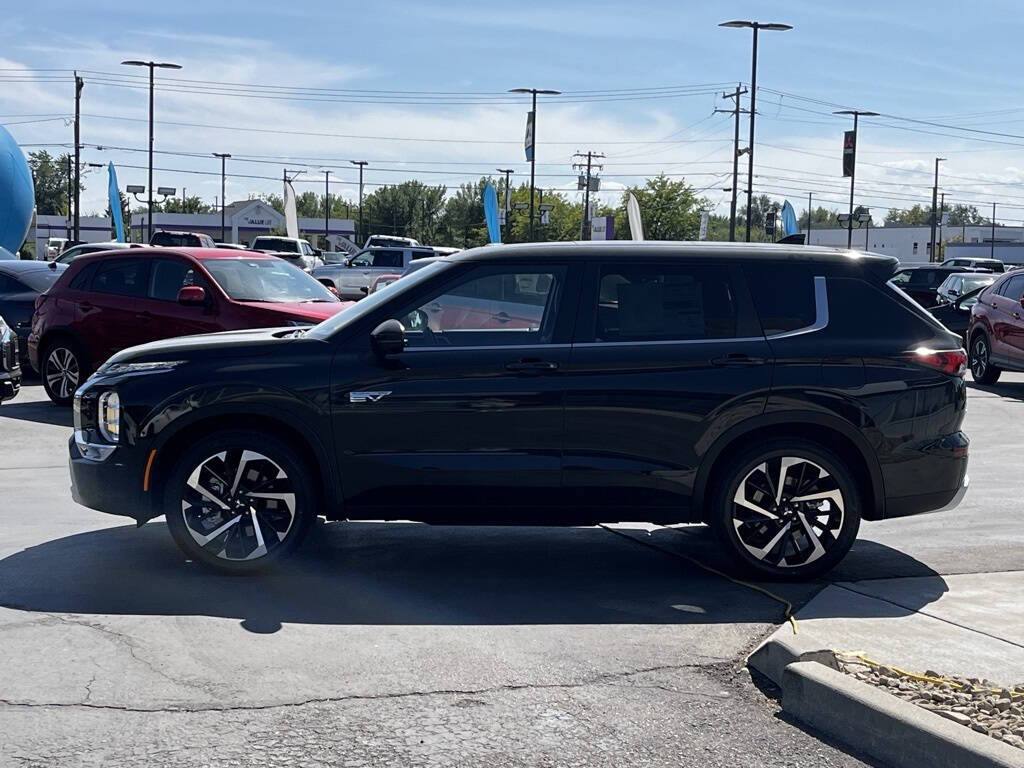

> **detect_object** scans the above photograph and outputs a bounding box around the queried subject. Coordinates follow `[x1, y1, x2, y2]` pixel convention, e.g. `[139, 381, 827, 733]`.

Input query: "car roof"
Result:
[449, 241, 900, 268]
[73, 247, 281, 264]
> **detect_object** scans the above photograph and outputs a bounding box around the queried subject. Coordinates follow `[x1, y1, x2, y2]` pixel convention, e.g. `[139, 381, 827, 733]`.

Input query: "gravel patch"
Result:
[836, 654, 1024, 751]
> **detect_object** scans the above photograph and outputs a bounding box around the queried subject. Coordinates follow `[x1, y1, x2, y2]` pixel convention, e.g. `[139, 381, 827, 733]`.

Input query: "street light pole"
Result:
[833, 109, 879, 249]
[497, 168, 514, 242]
[212, 152, 231, 243]
[930, 157, 946, 262]
[509, 87, 561, 241]
[351, 160, 368, 246]
[720, 20, 792, 242]
[323, 169, 331, 247]
[121, 59, 182, 242]
[73, 72, 83, 241]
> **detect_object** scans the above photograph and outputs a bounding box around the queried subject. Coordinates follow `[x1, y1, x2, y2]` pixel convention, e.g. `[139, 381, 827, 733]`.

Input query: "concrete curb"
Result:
[781, 662, 1024, 768]
[746, 631, 838, 686]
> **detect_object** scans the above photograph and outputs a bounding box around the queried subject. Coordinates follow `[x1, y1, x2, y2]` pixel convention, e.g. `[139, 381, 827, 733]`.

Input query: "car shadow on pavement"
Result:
[967, 379, 1024, 402]
[0, 399, 72, 427]
[0, 519, 944, 634]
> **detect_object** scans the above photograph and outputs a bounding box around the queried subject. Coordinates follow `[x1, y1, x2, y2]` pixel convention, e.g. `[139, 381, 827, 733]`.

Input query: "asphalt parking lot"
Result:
[1, 375, 1023, 767]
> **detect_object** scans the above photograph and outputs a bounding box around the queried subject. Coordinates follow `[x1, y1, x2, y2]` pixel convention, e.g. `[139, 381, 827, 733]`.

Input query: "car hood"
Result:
[104, 326, 301, 366]
[235, 300, 350, 321]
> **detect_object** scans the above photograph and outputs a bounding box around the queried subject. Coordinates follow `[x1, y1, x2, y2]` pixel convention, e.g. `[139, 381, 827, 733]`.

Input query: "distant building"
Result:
[803, 223, 1024, 264]
[30, 215, 112, 257]
[129, 199, 355, 247]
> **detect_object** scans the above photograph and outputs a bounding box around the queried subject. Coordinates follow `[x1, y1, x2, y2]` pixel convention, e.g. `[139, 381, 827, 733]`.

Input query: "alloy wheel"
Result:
[731, 456, 845, 569]
[45, 347, 80, 401]
[971, 338, 988, 379]
[181, 449, 297, 562]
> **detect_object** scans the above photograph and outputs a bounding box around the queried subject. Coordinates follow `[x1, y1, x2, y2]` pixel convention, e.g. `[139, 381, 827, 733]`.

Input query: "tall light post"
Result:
[833, 109, 879, 249]
[121, 60, 182, 242]
[719, 20, 792, 242]
[929, 157, 946, 262]
[322, 169, 332, 248]
[350, 160, 368, 246]
[508, 87, 561, 240]
[497, 168, 514, 242]
[212, 152, 230, 243]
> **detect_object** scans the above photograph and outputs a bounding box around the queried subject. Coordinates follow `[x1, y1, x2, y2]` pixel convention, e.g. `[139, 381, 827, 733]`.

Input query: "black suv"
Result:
[69, 243, 969, 579]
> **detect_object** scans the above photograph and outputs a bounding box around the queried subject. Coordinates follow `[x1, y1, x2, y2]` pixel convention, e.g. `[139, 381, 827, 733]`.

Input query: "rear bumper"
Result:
[68, 436, 152, 522]
[881, 431, 969, 519]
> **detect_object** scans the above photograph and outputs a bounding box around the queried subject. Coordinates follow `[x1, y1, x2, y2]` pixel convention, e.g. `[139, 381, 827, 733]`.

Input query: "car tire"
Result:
[41, 337, 85, 406]
[164, 430, 316, 574]
[969, 333, 1001, 384]
[709, 439, 862, 581]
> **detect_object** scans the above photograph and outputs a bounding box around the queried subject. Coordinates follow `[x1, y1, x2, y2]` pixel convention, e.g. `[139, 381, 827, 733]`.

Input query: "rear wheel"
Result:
[41, 338, 84, 405]
[969, 333, 1001, 384]
[164, 431, 315, 574]
[709, 440, 862, 580]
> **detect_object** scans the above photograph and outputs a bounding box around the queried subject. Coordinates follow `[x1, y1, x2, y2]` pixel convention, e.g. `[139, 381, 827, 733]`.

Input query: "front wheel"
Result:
[969, 333, 1001, 384]
[41, 338, 85, 405]
[164, 431, 315, 574]
[709, 440, 862, 580]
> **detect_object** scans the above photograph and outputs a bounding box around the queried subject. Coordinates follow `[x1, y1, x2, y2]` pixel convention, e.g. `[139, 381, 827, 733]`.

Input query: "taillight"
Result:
[907, 347, 967, 376]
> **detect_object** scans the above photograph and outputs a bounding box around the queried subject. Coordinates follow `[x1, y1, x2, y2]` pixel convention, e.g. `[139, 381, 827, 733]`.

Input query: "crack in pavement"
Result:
[0, 661, 729, 714]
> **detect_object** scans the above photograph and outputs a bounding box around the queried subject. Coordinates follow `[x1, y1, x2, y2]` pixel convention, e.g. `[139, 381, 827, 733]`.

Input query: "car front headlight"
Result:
[98, 360, 184, 376]
[98, 391, 120, 443]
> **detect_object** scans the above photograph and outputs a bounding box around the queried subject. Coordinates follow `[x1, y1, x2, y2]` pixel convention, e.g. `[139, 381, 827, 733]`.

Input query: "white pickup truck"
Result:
[250, 236, 324, 272]
[312, 245, 435, 300]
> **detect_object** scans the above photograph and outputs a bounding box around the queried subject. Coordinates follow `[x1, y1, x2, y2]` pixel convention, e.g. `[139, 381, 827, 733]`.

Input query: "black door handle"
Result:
[505, 359, 558, 373]
[711, 353, 766, 367]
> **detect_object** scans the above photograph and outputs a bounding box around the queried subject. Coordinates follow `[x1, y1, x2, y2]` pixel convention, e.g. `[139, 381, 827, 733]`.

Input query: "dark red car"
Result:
[29, 248, 350, 404]
[966, 269, 1024, 384]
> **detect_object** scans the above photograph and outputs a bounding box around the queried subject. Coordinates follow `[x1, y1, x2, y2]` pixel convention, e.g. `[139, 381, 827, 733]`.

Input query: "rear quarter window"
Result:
[68, 262, 99, 291]
[742, 262, 816, 335]
[832, 278, 946, 338]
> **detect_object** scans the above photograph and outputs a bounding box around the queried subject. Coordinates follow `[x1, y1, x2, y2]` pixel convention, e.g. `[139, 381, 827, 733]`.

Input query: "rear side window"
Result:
[999, 275, 1024, 300]
[0, 274, 24, 293]
[595, 263, 745, 342]
[742, 263, 816, 336]
[68, 262, 99, 291]
[832, 278, 945, 337]
[92, 259, 149, 298]
[371, 250, 404, 269]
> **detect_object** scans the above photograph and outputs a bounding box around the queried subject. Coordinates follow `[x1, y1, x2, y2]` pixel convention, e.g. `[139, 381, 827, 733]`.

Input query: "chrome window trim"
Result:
[573, 336, 765, 348]
[402, 343, 572, 352]
[764, 275, 829, 340]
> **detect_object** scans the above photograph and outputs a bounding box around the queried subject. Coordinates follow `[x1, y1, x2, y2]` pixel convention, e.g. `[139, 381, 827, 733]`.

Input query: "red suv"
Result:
[967, 269, 1024, 384]
[29, 248, 350, 404]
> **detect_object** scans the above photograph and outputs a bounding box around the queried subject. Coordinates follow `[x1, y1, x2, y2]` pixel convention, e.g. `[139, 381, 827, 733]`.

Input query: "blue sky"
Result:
[5, 0, 1024, 222]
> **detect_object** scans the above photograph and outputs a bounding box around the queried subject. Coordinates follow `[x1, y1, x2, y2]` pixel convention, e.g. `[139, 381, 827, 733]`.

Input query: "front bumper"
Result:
[68, 436, 152, 522]
[0, 370, 20, 402]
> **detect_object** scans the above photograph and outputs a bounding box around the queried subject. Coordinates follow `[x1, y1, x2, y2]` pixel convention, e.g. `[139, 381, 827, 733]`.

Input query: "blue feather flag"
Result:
[108, 163, 125, 242]
[483, 183, 501, 244]
[781, 200, 798, 237]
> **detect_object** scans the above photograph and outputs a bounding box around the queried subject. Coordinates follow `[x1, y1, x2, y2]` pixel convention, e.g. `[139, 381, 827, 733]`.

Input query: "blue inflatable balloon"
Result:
[0, 124, 35, 254]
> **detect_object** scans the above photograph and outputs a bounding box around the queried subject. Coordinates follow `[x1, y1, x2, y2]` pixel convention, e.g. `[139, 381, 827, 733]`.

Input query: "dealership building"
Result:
[128, 199, 356, 248]
[804, 223, 1024, 264]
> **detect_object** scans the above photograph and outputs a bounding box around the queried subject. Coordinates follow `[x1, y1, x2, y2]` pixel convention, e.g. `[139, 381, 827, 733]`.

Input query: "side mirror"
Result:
[360, 286, 369, 295]
[370, 319, 406, 357]
[314, 248, 323, 257]
[177, 285, 207, 306]
[326, 285, 340, 298]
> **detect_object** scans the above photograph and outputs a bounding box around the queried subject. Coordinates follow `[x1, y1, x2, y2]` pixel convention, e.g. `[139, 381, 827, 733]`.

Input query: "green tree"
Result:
[609, 175, 710, 241]
[947, 204, 986, 226]
[885, 204, 932, 226]
[799, 206, 842, 229]
[28, 150, 80, 215]
[161, 195, 213, 214]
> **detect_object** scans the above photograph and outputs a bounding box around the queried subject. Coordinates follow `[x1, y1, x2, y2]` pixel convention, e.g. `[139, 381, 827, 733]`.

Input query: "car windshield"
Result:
[253, 238, 299, 253]
[200, 258, 338, 303]
[307, 260, 448, 340]
[962, 274, 996, 291]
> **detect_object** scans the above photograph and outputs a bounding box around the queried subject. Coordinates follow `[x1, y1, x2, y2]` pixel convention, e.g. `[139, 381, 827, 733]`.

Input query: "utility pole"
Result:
[212, 153, 230, 243]
[938, 192, 945, 259]
[930, 157, 946, 262]
[992, 202, 997, 259]
[573, 151, 604, 240]
[323, 169, 331, 247]
[351, 160, 368, 246]
[65, 154, 72, 239]
[497, 168, 514, 242]
[714, 84, 748, 241]
[73, 72, 83, 241]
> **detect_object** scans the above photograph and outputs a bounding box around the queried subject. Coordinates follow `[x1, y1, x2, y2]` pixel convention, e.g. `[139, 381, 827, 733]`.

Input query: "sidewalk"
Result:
[788, 570, 1024, 683]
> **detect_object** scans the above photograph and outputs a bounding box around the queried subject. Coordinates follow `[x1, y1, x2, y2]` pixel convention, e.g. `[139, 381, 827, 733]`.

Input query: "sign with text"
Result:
[590, 215, 615, 240]
[524, 111, 535, 162]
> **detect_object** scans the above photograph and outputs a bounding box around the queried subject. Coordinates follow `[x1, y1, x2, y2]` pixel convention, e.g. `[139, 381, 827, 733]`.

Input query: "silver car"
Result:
[313, 246, 435, 300]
